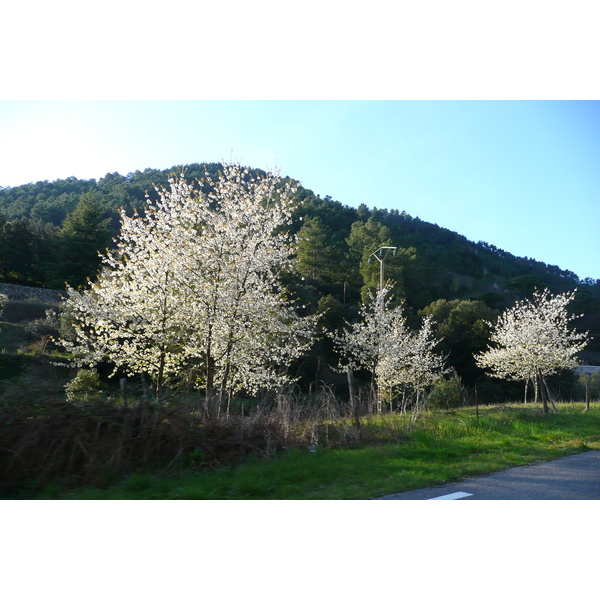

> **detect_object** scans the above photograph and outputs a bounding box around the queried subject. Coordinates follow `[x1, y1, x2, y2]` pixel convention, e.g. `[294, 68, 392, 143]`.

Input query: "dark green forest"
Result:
[2, 163, 599, 390]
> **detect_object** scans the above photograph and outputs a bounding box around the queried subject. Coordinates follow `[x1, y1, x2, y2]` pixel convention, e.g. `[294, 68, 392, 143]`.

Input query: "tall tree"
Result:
[56, 191, 112, 288]
[419, 299, 497, 384]
[0, 217, 39, 283]
[346, 217, 416, 302]
[296, 217, 346, 284]
[60, 164, 317, 410]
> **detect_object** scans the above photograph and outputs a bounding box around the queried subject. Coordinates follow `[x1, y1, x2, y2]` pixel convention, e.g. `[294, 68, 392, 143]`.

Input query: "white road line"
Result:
[427, 491, 473, 500]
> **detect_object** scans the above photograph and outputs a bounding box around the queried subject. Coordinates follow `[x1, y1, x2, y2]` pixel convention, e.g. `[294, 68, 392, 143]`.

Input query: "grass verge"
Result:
[41, 403, 600, 500]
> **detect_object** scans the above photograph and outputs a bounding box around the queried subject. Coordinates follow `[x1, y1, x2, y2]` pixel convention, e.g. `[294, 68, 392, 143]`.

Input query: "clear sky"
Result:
[1, 100, 598, 280]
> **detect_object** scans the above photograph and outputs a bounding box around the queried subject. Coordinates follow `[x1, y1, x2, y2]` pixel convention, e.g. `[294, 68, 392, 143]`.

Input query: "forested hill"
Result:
[1, 162, 599, 319]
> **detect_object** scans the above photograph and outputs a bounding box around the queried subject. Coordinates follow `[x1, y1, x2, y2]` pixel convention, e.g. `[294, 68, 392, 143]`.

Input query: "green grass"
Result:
[50, 403, 600, 500]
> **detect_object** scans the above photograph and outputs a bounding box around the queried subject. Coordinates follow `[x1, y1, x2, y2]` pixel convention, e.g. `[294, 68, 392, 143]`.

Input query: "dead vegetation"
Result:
[0, 385, 400, 495]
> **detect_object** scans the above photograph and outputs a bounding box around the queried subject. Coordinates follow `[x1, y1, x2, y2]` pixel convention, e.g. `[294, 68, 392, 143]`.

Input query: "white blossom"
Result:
[475, 289, 589, 407]
[60, 162, 317, 405]
[332, 285, 446, 407]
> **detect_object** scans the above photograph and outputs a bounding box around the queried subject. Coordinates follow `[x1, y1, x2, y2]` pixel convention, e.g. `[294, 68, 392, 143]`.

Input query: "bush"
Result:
[65, 368, 102, 402]
[427, 375, 464, 410]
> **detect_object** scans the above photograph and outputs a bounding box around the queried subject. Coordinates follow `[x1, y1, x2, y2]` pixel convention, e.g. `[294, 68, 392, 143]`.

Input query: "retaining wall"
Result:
[0, 283, 63, 303]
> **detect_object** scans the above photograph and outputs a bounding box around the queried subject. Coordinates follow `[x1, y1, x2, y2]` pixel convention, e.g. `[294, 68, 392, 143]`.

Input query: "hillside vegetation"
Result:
[1, 163, 600, 498]
[1, 163, 599, 387]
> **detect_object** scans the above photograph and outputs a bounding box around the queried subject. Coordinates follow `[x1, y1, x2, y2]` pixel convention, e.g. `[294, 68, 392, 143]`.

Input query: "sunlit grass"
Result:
[53, 403, 600, 500]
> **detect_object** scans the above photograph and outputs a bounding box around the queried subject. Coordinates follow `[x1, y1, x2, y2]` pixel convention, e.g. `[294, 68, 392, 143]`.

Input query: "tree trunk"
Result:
[347, 368, 355, 406]
[315, 357, 321, 398]
[584, 376, 590, 411]
[155, 347, 166, 401]
[542, 376, 557, 413]
[347, 368, 360, 428]
[204, 363, 217, 420]
[586, 386, 590, 411]
[140, 373, 149, 403]
[156, 271, 170, 402]
[203, 335, 220, 420]
[537, 371, 549, 414]
[120, 378, 128, 408]
[218, 362, 231, 419]
[203, 328, 216, 419]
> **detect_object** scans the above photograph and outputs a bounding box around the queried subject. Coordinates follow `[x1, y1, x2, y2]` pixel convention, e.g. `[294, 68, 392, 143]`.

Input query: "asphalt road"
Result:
[377, 450, 600, 500]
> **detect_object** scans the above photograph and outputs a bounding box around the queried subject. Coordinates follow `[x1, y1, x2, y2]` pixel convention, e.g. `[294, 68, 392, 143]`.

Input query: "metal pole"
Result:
[369, 246, 397, 291]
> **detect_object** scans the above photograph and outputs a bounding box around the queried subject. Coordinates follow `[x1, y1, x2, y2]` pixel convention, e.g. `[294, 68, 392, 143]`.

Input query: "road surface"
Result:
[377, 450, 600, 500]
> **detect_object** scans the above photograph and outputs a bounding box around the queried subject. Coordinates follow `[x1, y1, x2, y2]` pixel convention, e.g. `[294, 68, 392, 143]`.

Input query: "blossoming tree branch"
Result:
[475, 289, 589, 413]
[60, 163, 318, 414]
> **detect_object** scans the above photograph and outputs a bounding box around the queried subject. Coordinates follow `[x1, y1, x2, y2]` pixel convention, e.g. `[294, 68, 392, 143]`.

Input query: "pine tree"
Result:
[57, 191, 112, 288]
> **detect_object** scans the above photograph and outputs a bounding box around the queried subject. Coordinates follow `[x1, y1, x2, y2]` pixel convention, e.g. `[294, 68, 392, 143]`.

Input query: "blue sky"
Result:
[1, 100, 599, 280]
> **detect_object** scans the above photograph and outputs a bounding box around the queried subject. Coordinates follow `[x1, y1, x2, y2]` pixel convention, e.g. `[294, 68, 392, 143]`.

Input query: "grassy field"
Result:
[37, 402, 600, 500]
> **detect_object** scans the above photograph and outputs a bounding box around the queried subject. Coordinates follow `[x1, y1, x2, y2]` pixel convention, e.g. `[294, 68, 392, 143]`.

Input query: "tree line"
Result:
[2, 162, 600, 393]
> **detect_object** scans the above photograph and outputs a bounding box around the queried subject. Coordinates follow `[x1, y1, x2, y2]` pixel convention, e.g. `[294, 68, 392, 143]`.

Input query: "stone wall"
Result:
[574, 365, 600, 374]
[0, 283, 63, 303]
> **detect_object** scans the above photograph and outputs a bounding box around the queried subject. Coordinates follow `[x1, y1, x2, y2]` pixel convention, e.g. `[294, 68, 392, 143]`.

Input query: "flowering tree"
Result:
[378, 313, 447, 405]
[475, 289, 589, 413]
[60, 163, 317, 412]
[333, 285, 446, 412]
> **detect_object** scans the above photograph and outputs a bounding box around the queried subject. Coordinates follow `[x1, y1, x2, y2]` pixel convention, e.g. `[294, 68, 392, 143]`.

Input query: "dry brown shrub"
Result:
[0, 386, 377, 495]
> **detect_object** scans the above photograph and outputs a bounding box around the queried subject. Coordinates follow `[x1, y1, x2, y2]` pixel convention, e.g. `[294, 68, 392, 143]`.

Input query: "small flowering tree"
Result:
[60, 163, 317, 412]
[475, 289, 589, 413]
[333, 285, 446, 412]
[380, 313, 448, 407]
